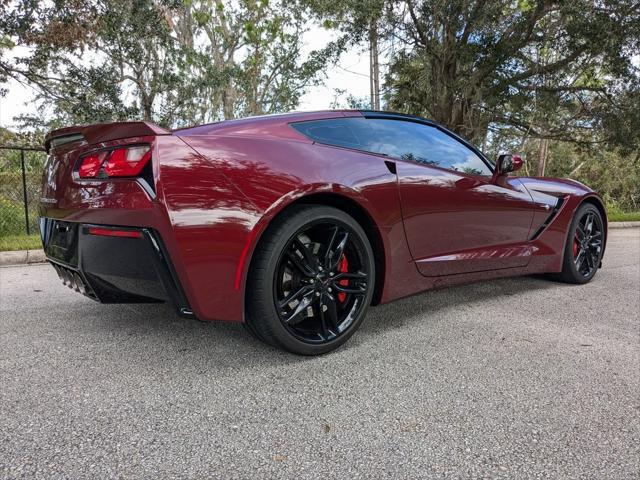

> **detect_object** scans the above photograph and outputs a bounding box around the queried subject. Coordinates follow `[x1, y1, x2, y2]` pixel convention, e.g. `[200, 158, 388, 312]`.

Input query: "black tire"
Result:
[555, 203, 605, 284]
[242, 317, 270, 344]
[245, 205, 375, 355]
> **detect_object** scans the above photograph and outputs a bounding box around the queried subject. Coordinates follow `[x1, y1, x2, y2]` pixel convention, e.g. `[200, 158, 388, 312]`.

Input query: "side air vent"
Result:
[530, 197, 565, 240]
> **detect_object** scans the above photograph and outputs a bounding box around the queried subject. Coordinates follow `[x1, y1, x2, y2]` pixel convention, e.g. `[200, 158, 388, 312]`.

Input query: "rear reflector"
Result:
[87, 227, 143, 239]
[78, 145, 151, 178]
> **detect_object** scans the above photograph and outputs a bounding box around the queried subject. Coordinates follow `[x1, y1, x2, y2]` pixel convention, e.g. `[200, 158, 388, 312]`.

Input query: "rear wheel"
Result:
[556, 203, 605, 284]
[245, 205, 375, 355]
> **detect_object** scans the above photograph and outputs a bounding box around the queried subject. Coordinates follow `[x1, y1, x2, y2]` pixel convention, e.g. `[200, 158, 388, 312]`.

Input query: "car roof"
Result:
[172, 110, 444, 136]
[172, 110, 362, 136]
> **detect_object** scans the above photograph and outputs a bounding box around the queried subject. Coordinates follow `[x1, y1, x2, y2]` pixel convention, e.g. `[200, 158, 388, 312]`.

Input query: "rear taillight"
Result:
[79, 151, 109, 178]
[78, 145, 152, 179]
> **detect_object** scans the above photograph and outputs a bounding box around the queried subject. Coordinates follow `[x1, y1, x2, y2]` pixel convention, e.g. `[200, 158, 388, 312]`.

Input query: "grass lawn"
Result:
[0, 234, 42, 252]
[608, 211, 640, 222]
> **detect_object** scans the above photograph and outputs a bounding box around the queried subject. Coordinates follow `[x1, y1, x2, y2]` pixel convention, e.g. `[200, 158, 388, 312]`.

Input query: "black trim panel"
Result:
[143, 229, 193, 317]
[41, 219, 194, 318]
[384, 160, 397, 174]
[529, 197, 565, 240]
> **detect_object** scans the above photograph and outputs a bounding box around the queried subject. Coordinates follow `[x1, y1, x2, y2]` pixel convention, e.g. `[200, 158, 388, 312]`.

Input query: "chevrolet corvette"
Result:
[40, 110, 607, 355]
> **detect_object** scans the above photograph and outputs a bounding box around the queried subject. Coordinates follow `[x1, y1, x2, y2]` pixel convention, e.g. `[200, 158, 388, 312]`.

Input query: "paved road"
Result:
[1, 229, 639, 479]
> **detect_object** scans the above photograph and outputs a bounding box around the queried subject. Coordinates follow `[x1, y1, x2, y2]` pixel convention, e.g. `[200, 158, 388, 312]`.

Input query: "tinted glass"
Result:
[292, 117, 492, 176]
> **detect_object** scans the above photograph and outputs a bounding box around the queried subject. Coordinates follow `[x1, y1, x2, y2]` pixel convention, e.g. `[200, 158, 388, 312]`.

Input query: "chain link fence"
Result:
[0, 146, 47, 237]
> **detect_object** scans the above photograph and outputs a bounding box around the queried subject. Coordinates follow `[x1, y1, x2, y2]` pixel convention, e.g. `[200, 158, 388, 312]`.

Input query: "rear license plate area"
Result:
[42, 219, 79, 266]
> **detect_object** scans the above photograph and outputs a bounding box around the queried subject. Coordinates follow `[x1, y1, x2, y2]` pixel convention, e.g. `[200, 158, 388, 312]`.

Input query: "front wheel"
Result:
[556, 203, 605, 284]
[245, 205, 375, 355]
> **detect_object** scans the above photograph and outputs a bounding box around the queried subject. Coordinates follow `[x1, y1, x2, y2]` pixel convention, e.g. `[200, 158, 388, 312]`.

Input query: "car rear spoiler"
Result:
[44, 121, 171, 153]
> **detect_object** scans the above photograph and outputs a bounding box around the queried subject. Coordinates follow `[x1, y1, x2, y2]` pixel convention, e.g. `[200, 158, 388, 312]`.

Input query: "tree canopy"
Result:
[0, 0, 334, 128]
[380, 1, 638, 151]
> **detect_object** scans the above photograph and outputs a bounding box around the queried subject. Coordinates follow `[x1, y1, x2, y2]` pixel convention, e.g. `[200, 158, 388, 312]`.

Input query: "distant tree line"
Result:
[1, 0, 638, 210]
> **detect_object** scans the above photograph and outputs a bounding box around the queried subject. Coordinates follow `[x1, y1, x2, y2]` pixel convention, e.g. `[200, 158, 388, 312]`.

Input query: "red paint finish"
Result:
[41, 111, 607, 323]
[396, 161, 537, 276]
[235, 225, 260, 290]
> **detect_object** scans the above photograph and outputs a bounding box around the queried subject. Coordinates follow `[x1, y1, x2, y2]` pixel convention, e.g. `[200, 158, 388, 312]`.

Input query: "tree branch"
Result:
[506, 47, 586, 84]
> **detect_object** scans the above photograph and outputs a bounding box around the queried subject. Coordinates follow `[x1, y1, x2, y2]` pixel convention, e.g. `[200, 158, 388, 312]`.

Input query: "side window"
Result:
[291, 119, 363, 149]
[363, 119, 492, 176]
[291, 117, 492, 176]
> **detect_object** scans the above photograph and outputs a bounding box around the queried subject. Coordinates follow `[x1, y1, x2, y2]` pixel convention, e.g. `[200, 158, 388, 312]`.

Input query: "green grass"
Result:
[0, 234, 42, 252]
[608, 211, 640, 222]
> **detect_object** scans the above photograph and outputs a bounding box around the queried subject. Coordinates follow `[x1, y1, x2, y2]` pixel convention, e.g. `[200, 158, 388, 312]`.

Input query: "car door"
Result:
[358, 116, 537, 276]
[290, 114, 539, 276]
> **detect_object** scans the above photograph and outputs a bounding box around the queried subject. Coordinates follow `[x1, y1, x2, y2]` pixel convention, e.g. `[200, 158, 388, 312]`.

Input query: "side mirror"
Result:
[496, 154, 523, 175]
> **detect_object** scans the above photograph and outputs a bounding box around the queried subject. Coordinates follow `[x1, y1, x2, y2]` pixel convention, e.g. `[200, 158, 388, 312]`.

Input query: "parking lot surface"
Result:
[1, 229, 639, 479]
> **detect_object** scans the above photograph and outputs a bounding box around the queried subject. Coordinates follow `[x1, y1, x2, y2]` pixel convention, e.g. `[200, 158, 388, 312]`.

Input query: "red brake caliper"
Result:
[337, 255, 349, 303]
[573, 234, 579, 258]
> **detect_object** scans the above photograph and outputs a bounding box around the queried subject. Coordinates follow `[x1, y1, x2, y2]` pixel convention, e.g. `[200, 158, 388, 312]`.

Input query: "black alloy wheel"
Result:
[572, 209, 604, 278]
[556, 203, 605, 284]
[245, 205, 375, 355]
[274, 221, 369, 343]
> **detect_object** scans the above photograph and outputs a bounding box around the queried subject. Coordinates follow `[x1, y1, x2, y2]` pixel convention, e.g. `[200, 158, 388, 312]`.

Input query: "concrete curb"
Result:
[0, 249, 46, 267]
[1, 222, 638, 267]
[608, 221, 640, 229]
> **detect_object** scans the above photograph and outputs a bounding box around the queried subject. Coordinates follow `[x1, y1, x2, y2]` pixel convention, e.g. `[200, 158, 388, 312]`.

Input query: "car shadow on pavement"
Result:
[79, 273, 561, 370]
[360, 274, 560, 338]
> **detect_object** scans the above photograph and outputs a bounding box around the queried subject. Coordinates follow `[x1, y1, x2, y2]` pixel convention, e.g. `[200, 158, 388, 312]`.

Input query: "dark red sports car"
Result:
[40, 110, 607, 354]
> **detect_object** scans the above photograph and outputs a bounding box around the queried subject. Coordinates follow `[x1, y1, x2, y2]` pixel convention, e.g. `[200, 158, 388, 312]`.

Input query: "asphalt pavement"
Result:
[1, 229, 639, 479]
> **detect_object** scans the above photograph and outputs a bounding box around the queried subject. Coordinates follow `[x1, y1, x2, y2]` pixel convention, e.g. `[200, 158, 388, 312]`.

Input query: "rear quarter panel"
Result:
[171, 132, 414, 321]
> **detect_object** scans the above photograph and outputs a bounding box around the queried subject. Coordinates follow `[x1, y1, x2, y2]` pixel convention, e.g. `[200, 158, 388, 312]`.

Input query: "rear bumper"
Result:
[40, 218, 194, 318]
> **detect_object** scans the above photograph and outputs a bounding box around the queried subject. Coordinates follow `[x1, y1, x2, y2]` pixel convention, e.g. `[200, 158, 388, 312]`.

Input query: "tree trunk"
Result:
[222, 87, 235, 120]
[138, 83, 153, 121]
[537, 138, 549, 176]
[369, 19, 380, 110]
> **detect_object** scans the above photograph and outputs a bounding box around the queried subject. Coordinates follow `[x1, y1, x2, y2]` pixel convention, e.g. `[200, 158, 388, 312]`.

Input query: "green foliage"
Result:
[501, 140, 640, 213]
[0, 134, 47, 237]
[173, 0, 335, 121]
[557, 149, 640, 213]
[0, 127, 44, 150]
[382, 0, 640, 151]
[0, 198, 28, 236]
